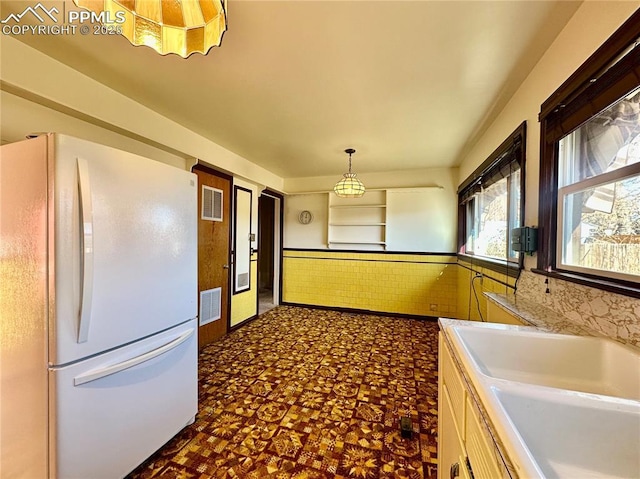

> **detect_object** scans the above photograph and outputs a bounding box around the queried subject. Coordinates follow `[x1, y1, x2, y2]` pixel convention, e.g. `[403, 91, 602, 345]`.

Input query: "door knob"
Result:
[223, 264, 230, 269]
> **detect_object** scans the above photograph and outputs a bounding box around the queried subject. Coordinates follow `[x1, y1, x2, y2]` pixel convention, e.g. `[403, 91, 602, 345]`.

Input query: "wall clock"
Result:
[298, 210, 313, 225]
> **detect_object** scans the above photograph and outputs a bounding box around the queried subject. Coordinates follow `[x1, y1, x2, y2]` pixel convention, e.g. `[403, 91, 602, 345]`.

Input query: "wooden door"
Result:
[194, 165, 231, 348]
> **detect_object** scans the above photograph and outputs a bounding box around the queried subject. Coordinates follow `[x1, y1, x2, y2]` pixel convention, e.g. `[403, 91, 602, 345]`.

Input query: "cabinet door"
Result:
[441, 337, 467, 434]
[438, 386, 466, 479]
[465, 397, 505, 479]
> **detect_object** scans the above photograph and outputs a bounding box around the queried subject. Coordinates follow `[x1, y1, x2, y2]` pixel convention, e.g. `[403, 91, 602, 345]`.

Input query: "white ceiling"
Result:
[3, 0, 582, 179]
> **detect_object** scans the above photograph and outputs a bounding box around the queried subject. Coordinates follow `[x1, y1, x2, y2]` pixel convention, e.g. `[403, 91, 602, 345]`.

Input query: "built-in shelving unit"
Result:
[327, 190, 387, 250]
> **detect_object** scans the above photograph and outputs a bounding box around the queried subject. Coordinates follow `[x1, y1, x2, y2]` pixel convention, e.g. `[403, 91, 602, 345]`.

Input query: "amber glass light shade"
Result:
[73, 0, 227, 58]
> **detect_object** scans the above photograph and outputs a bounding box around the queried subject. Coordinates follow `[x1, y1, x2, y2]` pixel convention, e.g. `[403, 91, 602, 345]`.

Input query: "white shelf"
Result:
[329, 222, 386, 226]
[329, 204, 386, 209]
[328, 241, 387, 245]
[328, 190, 387, 250]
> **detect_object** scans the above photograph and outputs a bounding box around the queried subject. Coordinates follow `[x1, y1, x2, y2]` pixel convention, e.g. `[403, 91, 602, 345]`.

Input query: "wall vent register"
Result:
[202, 185, 223, 222]
[199, 288, 222, 326]
[237, 272, 250, 289]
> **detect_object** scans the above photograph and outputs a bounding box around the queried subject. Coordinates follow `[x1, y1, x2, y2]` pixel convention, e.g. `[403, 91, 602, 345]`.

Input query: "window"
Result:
[465, 170, 522, 260]
[557, 90, 640, 280]
[538, 10, 640, 295]
[458, 122, 526, 274]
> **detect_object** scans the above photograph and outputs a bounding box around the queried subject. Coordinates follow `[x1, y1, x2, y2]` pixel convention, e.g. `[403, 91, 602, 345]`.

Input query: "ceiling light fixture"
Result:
[73, 0, 227, 58]
[334, 148, 365, 198]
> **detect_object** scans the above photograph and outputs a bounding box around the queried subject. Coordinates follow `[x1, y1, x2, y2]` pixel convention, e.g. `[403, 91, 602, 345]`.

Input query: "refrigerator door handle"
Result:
[73, 328, 195, 386]
[77, 157, 94, 343]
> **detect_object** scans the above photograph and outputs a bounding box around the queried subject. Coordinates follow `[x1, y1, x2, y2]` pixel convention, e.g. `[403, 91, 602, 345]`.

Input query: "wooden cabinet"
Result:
[327, 190, 387, 249]
[438, 333, 510, 479]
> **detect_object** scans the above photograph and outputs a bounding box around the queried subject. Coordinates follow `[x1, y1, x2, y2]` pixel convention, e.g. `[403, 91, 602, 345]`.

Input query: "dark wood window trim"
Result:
[537, 9, 640, 299]
[539, 9, 640, 121]
[457, 122, 527, 276]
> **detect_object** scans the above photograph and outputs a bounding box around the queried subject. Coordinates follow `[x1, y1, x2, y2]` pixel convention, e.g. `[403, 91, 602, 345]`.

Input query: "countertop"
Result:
[483, 292, 598, 336]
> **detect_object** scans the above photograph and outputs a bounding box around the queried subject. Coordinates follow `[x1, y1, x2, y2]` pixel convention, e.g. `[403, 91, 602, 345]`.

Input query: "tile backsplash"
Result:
[516, 270, 640, 348]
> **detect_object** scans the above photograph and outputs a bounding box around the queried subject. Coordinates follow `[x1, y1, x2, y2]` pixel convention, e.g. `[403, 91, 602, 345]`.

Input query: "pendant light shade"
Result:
[73, 0, 227, 58]
[334, 149, 365, 198]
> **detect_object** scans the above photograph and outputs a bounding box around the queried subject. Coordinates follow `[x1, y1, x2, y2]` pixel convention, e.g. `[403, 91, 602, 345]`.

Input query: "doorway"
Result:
[258, 190, 283, 315]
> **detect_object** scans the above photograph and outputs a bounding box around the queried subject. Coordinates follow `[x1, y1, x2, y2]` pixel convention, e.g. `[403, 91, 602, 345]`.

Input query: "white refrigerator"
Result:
[0, 134, 198, 478]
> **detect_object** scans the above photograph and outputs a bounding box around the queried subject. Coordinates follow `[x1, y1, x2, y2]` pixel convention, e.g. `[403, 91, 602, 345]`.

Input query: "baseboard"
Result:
[228, 314, 259, 332]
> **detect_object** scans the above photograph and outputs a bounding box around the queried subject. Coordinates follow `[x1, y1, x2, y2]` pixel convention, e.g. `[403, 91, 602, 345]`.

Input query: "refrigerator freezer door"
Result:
[51, 135, 197, 365]
[50, 319, 198, 479]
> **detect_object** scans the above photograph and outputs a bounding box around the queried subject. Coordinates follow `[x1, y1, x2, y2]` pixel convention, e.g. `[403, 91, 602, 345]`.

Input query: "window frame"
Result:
[458, 122, 527, 276]
[557, 159, 640, 282]
[537, 9, 640, 298]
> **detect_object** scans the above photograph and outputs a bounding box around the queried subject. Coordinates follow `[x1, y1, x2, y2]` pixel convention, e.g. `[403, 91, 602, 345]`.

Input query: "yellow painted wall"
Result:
[231, 255, 258, 327]
[282, 250, 457, 317]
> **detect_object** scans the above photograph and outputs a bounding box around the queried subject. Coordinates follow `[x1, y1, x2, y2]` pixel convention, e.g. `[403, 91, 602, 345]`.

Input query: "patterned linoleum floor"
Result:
[128, 306, 440, 479]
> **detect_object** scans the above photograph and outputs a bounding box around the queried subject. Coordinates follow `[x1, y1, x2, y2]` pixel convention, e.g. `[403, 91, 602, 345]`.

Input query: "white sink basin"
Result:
[449, 325, 640, 400]
[488, 382, 640, 479]
[443, 321, 640, 478]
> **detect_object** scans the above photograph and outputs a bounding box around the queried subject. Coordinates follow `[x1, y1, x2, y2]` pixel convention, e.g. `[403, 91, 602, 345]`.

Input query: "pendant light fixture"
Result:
[73, 0, 227, 58]
[334, 148, 366, 198]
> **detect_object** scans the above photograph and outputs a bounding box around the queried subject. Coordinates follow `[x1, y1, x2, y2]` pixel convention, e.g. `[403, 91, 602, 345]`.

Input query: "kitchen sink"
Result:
[442, 321, 640, 479]
[448, 325, 640, 400]
[488, 381, 640, 479]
